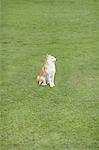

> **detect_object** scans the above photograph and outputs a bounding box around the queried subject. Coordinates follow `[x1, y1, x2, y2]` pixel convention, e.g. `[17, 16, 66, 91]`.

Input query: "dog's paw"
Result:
[50, 83, 55, 87]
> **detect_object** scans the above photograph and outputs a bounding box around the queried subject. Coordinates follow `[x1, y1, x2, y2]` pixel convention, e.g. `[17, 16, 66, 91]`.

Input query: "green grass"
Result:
[0, 0, 99, 149]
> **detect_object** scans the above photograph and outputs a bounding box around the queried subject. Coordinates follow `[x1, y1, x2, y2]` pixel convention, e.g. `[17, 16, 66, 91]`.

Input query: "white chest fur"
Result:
[47, 61, 56, 74]
[44, 54, 56, 87]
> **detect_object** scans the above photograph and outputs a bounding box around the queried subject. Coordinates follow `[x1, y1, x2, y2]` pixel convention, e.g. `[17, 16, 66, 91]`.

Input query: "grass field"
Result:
[1, 0, 99, 149]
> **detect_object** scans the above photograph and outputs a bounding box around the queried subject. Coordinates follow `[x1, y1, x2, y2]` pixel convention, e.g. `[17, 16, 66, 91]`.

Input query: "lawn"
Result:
[0, 0, 99, 150]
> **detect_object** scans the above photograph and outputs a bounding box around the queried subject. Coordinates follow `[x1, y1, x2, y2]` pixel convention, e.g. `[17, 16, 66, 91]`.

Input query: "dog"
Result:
[36, 54, 57, 87]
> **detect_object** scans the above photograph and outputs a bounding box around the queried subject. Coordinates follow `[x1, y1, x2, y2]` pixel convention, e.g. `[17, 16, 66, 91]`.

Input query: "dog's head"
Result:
[46, 54, 56, 63]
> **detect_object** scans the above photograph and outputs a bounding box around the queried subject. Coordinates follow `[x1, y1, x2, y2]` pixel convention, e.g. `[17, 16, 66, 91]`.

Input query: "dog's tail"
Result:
[36, 76, 40, 84]
[36, 75, 43, 85]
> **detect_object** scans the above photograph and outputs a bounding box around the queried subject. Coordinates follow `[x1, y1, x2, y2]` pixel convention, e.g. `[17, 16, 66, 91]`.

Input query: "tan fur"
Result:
[36, 55, 48, 85]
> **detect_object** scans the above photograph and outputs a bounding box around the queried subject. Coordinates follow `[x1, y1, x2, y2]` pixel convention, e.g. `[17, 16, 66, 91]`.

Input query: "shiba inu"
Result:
[36, 54, 57, 87]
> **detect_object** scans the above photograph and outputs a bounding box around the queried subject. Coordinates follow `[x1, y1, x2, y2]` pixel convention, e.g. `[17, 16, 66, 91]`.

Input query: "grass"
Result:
[0, 0, 99, 149]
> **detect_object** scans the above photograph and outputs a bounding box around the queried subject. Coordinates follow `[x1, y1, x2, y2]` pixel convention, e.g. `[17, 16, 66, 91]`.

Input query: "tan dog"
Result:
[37, 54, 56, 87]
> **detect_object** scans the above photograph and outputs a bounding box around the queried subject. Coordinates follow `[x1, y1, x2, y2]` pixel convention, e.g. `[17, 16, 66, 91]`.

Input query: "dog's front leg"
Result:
[48, 75, 55, 87]
[49, 77, 53, 87]
[51, 73, 55, 87]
